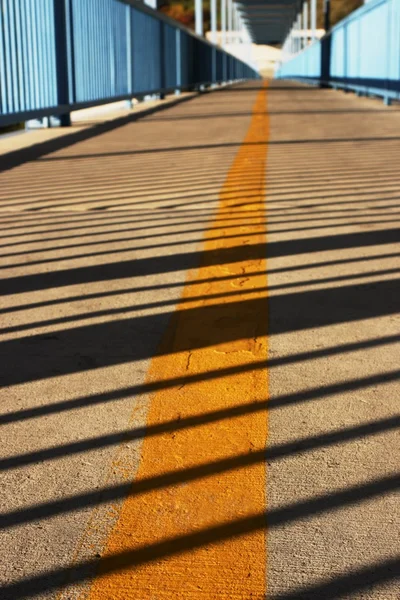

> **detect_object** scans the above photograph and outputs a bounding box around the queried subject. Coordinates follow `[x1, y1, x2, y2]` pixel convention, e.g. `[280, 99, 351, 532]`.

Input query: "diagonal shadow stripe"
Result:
[1, 279, 399, 387]
[1, 251, 399, 318]
[3, 412, 399, 475]
[33, 135, 400, 163]
[0, 93, 200, 175]
[2, 218, 400, 272]
[0, 414, 399, 531]
[1, 373, 399, 529]
[1, 336, 399, 426]
[1, 266, 399, 336]
[5, 205, 399, 257]
[1, 228, 399, 297]
[269, 556, 400, 600]
[1, 473, 399, 599]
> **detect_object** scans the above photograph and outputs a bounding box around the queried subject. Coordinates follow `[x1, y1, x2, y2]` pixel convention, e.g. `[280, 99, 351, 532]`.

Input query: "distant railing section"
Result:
[0, 0, 259, 127]
[275, 0, 400, 105]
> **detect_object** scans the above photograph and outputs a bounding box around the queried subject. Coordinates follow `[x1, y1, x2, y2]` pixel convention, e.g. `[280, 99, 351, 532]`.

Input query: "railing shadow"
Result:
[1, 472, 399, 598]
[1, 78, 399, 600]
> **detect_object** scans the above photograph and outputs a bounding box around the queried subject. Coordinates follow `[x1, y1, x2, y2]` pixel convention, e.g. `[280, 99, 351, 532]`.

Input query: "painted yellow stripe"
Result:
[88, 84, 269, 599]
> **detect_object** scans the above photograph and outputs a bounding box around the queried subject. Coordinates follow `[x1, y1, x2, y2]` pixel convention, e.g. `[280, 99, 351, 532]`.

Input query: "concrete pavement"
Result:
[266, 82, 400, 599]
[0, 81, 399, 599]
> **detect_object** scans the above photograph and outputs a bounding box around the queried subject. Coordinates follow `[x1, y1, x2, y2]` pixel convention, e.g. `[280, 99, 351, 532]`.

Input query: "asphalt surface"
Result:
[0, 81, 399, 599]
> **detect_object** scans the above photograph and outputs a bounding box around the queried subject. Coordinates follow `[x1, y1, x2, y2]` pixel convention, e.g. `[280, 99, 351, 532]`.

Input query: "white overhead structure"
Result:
[210, 0, 217, 44]
[195, 0, 324, 49]
[281, 0, 325, 62]
[194, 0, 254, 46]
[303, 1, 308, 50]
[311, 0, 317, 42]
[195, 0, 203, 35]
[221, 0, 227, 46]
[199, 0, 256, 69]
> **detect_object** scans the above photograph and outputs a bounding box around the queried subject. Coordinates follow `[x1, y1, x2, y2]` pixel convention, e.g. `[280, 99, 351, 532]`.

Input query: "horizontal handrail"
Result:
[0, 0, 259, 128]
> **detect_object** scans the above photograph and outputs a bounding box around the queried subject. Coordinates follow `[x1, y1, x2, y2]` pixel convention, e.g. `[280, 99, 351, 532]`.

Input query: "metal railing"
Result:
[275, 0, 400, 105]
[0, 0, 259, 128]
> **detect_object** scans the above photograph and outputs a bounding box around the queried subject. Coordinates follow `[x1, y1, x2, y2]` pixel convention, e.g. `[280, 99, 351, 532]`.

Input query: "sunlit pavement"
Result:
[0, 81, 399, 599]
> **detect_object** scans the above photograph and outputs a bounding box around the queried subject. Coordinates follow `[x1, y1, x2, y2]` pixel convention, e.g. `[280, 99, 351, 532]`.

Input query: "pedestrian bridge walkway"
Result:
[0, 81, 399, 599]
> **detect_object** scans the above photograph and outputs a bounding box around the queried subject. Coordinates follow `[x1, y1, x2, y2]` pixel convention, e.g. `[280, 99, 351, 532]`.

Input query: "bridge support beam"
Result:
[210, 0, 217, 44]
[303, 1, 309, 49]
[221, 0, 226, 47]
[228, 0, 232, 45]
[311, 0, 317, 42]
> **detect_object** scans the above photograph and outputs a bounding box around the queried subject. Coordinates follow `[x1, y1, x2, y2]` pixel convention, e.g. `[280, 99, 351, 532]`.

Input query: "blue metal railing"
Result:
[0, 0, 259, 127]
[275, 0, 400, 104]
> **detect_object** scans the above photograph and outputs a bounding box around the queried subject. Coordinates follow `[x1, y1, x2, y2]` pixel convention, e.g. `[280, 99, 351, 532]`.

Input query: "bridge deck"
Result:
[1, 81, 399, 599]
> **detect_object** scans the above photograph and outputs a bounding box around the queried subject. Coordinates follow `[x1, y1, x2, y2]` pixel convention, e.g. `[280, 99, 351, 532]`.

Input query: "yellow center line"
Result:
[88, 84, 269, 599]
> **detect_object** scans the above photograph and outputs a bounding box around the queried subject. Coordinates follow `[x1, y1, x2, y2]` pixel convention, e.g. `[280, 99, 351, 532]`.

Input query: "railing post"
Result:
[211, 0, 217, 83]
[175, 29, 182, 92]
[53, 0, 71, 126]
[324, 0, 331, 32]
[221, 0, 227, 81]
[159, 20, 165, 99]
[321, 0, 331, 87]
[320, 32, 332, 87]
[126, 4, 133, 107]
